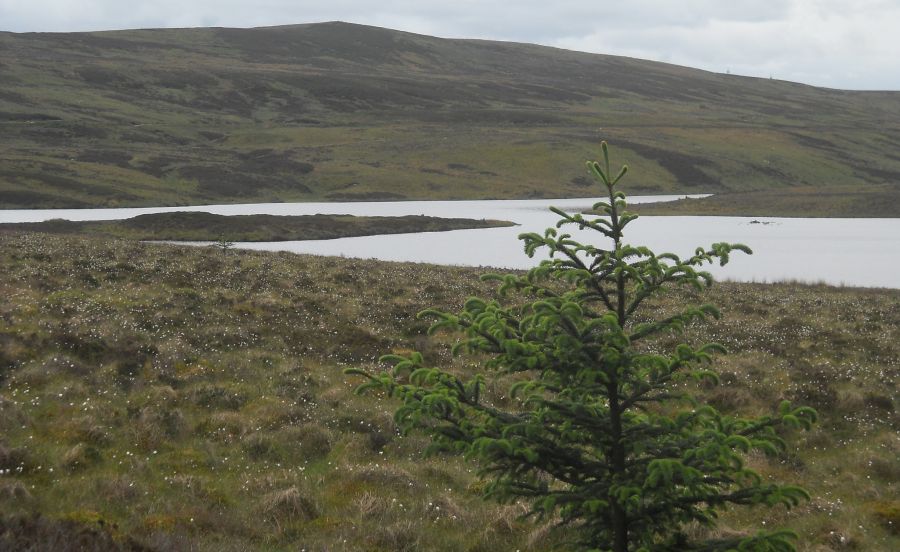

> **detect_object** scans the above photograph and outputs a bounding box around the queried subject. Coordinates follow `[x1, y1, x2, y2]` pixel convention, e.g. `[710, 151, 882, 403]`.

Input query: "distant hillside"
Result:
[1, 22, 899, 212]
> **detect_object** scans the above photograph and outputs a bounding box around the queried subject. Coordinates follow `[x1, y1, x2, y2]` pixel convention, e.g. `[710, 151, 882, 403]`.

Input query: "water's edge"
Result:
[2, 195, 898, 289]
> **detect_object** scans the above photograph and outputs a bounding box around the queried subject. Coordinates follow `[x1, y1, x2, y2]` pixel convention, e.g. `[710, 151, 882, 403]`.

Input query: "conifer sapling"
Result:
[348, 142, 816, 551]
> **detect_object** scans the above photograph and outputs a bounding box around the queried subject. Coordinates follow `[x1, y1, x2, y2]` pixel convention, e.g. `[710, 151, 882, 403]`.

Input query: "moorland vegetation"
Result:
[2, 23, 900, 215]
[0, 212, 514, 242]
[354, 144, 821, 550]
[0, 230, 896, 550]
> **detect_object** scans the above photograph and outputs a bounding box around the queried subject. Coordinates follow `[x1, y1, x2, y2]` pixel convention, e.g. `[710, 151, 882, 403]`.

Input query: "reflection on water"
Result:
[2, 196, 898, 289]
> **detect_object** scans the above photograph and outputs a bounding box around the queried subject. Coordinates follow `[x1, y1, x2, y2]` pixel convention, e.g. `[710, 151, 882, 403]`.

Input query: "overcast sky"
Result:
[1, 0, 898, 90]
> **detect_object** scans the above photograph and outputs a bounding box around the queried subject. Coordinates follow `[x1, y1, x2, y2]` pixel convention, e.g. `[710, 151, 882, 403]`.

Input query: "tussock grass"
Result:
[258, 486, 319, 526]
[0, 231, 897, 550]
[0, 480, 32, 503]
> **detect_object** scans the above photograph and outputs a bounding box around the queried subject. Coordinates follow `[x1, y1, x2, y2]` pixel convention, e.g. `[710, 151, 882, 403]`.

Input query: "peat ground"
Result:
[0, 232, 897, 550]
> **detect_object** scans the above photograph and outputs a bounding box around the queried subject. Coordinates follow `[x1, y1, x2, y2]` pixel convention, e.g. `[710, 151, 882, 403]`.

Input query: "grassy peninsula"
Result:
[628, 186, 900, 218]
[0, 212, 514, 242]
[0, 232, 897, 550]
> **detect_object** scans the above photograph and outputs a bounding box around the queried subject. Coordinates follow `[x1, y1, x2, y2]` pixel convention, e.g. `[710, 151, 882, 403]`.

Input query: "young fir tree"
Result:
[214, 235, 234, 254]
[348, 143, 816, 551]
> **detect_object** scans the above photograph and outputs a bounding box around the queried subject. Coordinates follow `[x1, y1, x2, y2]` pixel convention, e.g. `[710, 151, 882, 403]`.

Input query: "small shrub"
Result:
[69, 416, 112, 447]
[199, 412, 248, 442]
[47, 354, 92, 377]
[707, 385, 752, 412]
[143, 384, 179, 405]
[366, 429, 392, 452]
[317, 385, 348, 408]
[351, 465, 418, 489]
[61, 443, 101, 472]
[349, 411, 397, 452]
[423, 495, 463, 521]
[0, 397, 27, 432]
[869, 457, 900, 481]
[279, 423, 332, 463]
[115, 358, 145, 382]
[259, 487, 318, 525]
[788, 381, 838, 410]
[370, 520, 419, 551]
[327, 324, 391, 362]
[95, 476, 140, 503]
[0, 443, 35, 474]
[133, 407, 187, 450]
[0, 513, 148, 552]
[871, 501, 900, 535]
[864, 392, 895, 413]
[188, 384, 248, 410]
[261, 403, 310, 429]
[168, 474, 209, 499]
[141, 514, 177, 533]
[80, 424, 112, 447]
[242, 432, 280, 461]
[354, 492, 389, 520]
[0, 480, 32, 502]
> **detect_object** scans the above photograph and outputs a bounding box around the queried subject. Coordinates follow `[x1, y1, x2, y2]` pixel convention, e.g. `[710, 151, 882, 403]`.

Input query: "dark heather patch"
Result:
[617, 139, 723, 189]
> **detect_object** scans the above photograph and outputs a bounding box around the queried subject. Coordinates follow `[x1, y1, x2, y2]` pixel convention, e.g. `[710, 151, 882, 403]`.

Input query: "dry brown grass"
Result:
[258, 487, 319, 529]
[0, 232, 896, 550]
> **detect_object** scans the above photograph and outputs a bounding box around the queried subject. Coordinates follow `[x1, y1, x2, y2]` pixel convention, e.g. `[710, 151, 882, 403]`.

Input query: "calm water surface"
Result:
[2, 196, 898, 288]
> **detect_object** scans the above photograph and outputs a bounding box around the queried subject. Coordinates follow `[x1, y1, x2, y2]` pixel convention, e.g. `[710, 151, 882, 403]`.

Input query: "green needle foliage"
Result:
[348, 142, 817, 551]
[213, 235, 235, 254]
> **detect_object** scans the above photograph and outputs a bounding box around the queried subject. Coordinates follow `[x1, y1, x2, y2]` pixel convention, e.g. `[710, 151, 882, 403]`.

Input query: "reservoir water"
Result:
[2, 196, 898, 289]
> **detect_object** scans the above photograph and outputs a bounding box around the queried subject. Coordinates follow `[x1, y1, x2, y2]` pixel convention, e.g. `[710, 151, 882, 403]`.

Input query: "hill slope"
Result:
[1, 22, 899, 211]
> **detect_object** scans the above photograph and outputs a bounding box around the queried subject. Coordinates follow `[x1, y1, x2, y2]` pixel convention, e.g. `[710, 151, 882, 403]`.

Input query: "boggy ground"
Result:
[0, 232, 897, 551]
